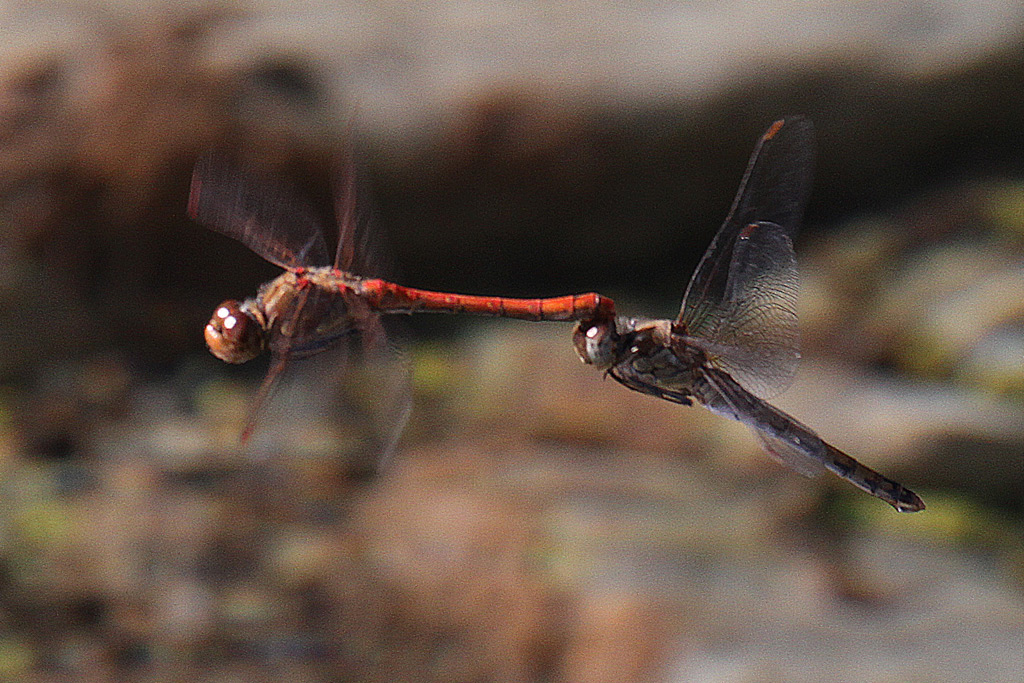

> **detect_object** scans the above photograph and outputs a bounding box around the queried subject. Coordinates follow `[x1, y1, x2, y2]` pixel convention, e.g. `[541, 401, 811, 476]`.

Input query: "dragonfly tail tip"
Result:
[892, 491, 925, 513]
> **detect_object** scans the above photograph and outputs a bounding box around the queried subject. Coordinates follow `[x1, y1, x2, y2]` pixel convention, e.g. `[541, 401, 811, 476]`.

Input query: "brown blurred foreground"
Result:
[1, 315, 1023, 681]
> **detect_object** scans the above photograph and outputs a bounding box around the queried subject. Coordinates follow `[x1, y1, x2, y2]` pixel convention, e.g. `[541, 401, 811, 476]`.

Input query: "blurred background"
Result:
[2, 0, 1024, 681]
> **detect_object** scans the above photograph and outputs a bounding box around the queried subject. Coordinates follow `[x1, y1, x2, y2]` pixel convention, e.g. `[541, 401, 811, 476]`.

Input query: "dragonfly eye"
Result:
[572, 318, 619, 370]
[205, 300, 264, 363]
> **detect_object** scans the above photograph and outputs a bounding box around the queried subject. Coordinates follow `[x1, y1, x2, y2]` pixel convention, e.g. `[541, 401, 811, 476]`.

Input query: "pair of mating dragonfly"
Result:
[191, 117, 924, 513]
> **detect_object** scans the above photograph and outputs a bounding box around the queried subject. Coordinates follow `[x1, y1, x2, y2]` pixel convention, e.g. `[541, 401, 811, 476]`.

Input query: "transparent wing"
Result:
[750, 425, 825, 478]
[333, 148, 359, 272]
[697, 366, 827, 478]
[328, 154, 408, 464]
[268, 285, 360, 358]
[680, 220, 800, 399]
[678, 117, 814, 398]
[189, 153, 331, 270]
[240, 354, 289, 444]
[697, 367, 924, 511]
[331, 148, 394, 279]
[341, 314, 413, 470]
[245, 295, 411, 462]
[301, 312, 411, 469]
[239, 285, 346, 443]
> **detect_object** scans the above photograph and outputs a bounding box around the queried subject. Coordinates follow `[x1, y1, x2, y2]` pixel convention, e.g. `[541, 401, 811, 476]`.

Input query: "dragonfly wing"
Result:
[353, 314, 412, 470]
[680, 117, 814, 317]
[697, 366, 828, 477]
[246, 302, 412, 464]
[189, 153, 331, 270]
[240, 354, 289, 443]
[243, 285, 358, 441]
[697, 367, 923, 511]
[722, 117, 815, 239]
[307, 311, 411, 470]
[682, 220, 800, 398]
[333, 147, 359, 273]
[330, 148, 397, 280]
[240, 286, 323, 442]
[750, 429, 825, 478]
[328, 153, 409, 465]
[678, 117, 814, 398]
[270, 285, 360, 359]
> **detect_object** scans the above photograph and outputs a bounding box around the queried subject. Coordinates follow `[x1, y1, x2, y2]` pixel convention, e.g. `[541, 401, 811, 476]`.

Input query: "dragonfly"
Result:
[572, 117, 924, 512]
[189, 152, 615, 443]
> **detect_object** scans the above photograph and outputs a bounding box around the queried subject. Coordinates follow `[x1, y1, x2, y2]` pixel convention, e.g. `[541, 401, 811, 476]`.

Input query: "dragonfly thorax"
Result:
[205, 299, 265, 363]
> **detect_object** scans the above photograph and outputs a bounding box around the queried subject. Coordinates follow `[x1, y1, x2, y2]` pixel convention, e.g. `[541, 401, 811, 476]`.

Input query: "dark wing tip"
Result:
[187, 153, 222, 223]
[187, 166, 204, 221]
[763, 118, 786, 140]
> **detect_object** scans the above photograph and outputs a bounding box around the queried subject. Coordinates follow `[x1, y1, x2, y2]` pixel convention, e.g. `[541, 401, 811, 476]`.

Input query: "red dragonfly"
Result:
[572, 118, 925, 512]
[188, 153, 614, 443]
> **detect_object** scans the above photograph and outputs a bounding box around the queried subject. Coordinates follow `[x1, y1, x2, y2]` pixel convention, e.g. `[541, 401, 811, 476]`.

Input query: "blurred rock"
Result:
[557, 591, 673, 683]
[335, 452, 556, 683]
[800, 181, 1024, 401]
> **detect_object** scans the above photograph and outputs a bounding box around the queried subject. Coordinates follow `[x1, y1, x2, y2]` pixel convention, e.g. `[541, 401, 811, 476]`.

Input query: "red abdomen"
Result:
[359, 279, 614, 322]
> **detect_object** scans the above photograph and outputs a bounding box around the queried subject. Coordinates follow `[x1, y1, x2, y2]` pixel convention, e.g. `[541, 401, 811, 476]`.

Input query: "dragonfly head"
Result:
[205, 299, 265, 363]
[573, 316, 625, 370]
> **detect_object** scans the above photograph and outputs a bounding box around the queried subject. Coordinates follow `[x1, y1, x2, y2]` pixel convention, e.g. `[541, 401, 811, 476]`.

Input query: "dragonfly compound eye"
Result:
[205, 300, 264, 363]
[572, 319, 618, 370]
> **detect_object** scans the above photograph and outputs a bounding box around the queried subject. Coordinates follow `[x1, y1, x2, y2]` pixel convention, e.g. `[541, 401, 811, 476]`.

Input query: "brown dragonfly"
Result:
[572, 118, 924, 512]
[189, 153, 614, 443]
